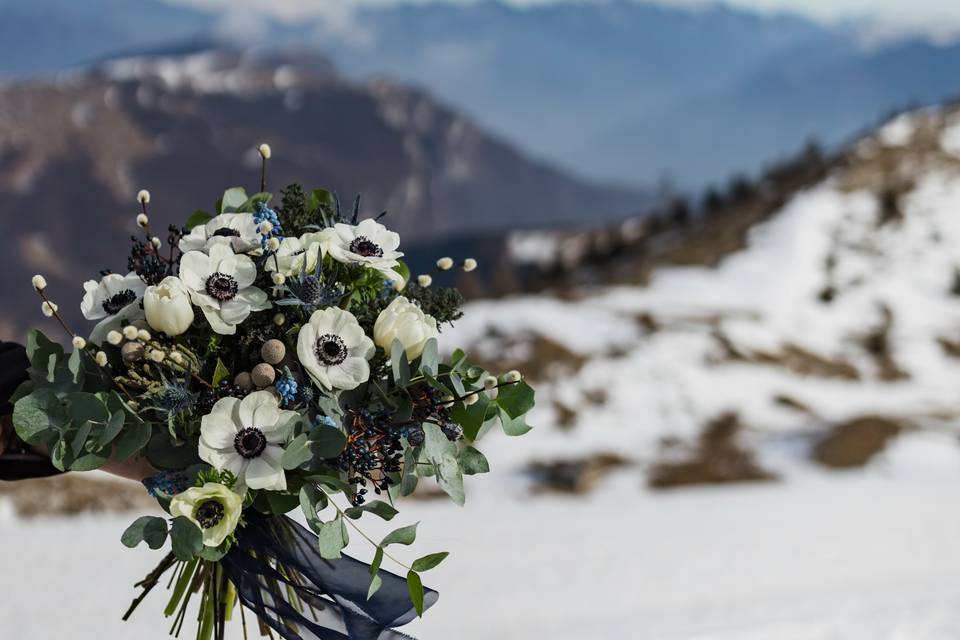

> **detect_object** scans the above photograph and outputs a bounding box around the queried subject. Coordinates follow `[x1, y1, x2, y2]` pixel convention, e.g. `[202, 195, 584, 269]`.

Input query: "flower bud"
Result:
[273, 313, 286, 326]
[148, 349, 166, 363]
[436, 257, 453, 271]
[462, 258, 477, 272]
[463, 393, 479, 406]
[137, 189, 151, 204]
[136, 213, 149, 228]
[151, 236, 162, 249]
[143, 276, 194, 337]
[122, 325, 139, 341]
[72, 336, 86, 350]
[41, 301, 57, 317]
[266, 237, 281, 252]
[505, 370, 522, 383]
[169, 351, 184, 365]
[271, 272, 285, 286]
[95, 351, 108, 367]
[417, 274, 433, 288]
[258, 143, 272, 159]
[137, 329, 152, 342]
[259, 221, 274, 235]
[374, 296, 440, 360]
[482, 375, 498, 390]
[31, 274, 47, 291]
[106, 330, 123, 345]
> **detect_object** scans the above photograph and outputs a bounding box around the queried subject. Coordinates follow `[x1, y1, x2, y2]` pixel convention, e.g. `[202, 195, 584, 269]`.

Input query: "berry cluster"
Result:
[127, 225, 184, 286]
[335, 409, 403, 506]
[195, 380, 249, 416]
[409, 384, 464, 442]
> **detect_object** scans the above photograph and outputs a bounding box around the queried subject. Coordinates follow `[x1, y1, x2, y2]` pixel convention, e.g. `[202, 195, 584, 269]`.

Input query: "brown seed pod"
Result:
[260, 339, 286, 365]
[234, 372, 254, 392]
[251, 362, 276, 387]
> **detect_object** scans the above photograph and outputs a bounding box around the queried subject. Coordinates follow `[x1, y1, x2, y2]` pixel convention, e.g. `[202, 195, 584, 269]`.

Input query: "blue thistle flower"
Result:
[275, 374, 298, 407]
[158, 380, 193, 415]
[143, 471, 191, 499]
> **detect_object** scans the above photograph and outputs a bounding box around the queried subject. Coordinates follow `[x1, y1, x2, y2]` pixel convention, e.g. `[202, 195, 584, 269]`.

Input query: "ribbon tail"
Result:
[222, 513, 438, 640]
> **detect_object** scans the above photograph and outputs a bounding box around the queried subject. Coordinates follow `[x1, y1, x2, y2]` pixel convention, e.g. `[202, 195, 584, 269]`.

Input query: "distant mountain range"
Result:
[5, 1, 960, 190]
[0, 49, 641, 341]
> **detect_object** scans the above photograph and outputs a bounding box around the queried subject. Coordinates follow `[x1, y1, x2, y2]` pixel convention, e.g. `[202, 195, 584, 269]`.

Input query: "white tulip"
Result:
[374, 296, 440, 360]
[143, 276, 195, 336]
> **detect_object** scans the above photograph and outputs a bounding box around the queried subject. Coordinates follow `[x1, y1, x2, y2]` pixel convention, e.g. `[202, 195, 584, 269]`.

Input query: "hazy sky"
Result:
[175, 0, 960, 41]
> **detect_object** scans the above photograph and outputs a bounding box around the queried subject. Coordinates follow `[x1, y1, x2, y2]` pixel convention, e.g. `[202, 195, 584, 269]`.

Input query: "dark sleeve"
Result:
[0, 341, 29, 416]
[0, 341, 62, 480]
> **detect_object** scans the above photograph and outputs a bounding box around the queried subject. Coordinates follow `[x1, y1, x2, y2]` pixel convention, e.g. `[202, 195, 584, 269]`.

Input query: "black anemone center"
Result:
[195, 500, 225, 529]
[234, 427, 267, 459]
[205, 272, 239, 302]
[102, 289, 137, 315]
[212, 227, 240, 238]
[348, 236, 383, 258]
[315, 334, 347, 366]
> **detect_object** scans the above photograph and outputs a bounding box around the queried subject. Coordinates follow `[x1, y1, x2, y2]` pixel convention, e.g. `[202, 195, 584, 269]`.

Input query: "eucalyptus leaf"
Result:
[309, 424, 347, 458]
[390, 340, 410, 387]
[411, 552, 449, 572]
[185, 209, 212, 230]
[220, 187, 248, 213]
[114, 422, 152, 462]
[456, 447, 490, 475]
[344, 500, 398, 521]
[496, 381, 536, 419]
[122, 516, 169, 550]
[317, 515, 348, 560]
[497, 407, 533, 437]
[418, 339, 438, 377]
[170, 516, 203, 561]
[380, 522, 418, 548]
[407, 570, 425, 617]
[281, 433, 312, 470]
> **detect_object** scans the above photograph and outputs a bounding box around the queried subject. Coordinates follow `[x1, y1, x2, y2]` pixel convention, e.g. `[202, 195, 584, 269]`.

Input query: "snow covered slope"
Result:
[448, 105, 960, 480]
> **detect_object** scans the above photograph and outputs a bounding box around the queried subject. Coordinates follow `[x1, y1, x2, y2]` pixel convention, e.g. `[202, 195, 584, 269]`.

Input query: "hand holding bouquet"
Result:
[13, 145, 535, 639]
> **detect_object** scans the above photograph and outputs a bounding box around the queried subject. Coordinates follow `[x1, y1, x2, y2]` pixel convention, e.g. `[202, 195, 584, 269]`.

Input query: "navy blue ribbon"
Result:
[222, 513, 437, 640]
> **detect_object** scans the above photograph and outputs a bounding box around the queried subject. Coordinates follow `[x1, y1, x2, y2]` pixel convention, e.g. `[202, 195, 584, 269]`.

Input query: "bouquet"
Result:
[11, 144, 535, 639]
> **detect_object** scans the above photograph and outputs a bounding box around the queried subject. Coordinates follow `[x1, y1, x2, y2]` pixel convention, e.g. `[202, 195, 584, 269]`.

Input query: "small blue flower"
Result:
[143, 471, 191, 499]
[275, 374, 298, 407]
[253, 201, 284, 249]
[316, 415, 338, 428]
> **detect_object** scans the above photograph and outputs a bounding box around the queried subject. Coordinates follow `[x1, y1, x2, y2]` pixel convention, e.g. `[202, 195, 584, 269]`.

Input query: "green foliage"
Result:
[411, 552, 448, 572]
[185, 210, 212, 230]
[407, 570, 425, 617]
[122, 516, 169, 550]
[344, 500, 398, 521]
[317, 515, 349, 560]
[170, 517, 203, 561]
[381, 522, 418, 548]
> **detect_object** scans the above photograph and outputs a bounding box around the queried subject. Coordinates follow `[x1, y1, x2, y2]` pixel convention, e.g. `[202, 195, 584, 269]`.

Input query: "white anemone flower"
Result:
[198, 391, 297, 492]
[80, 272, 147, 344]
[179, 244, 270, 335]
[266, 230, 331, 276]
[297, 307, 374, 391]
[179, 213, 262, 254]
[325, 219, 403, 279]
[169, 483, 244, 547]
